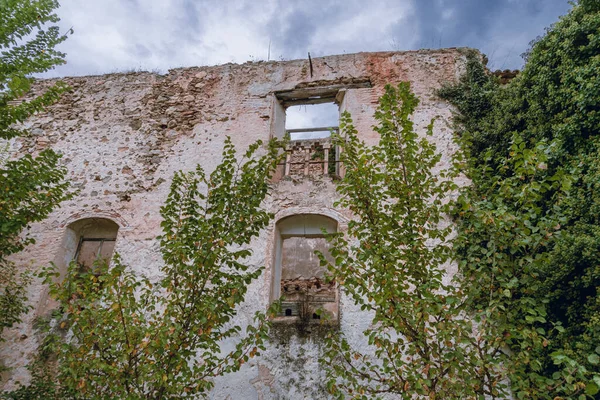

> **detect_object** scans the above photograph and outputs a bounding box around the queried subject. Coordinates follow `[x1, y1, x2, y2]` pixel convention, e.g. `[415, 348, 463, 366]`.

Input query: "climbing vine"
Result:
[439, 0, 600, 397]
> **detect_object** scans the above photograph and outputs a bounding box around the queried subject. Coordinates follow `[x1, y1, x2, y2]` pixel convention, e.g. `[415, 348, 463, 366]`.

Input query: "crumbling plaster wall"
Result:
[1, 49, 470, 398]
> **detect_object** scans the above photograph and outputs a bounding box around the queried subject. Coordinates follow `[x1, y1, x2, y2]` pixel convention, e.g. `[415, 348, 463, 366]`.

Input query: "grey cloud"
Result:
[410, 0, 507, 46]
[131, 43, 152, 59]
[264, 0, 363, 60]
[42, 0, 572, 78]
[177, 0, 204, 39]
[122, 0, 139, 7]
[280, 10, 318, 54]
[395, 0, 571, 69]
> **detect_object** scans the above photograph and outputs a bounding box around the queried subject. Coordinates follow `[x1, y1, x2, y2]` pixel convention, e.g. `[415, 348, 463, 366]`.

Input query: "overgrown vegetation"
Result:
[319, 3, 600, 398]
[438, 0, 600, 397]
[2, 1, 599, 399]
[0, 0, 71, 353]
[4, 138, 283, 399]
[320, 83, 509, 399]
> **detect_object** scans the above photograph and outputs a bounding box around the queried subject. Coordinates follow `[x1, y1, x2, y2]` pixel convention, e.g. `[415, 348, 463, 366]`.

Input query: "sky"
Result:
[40, 0, 573, 133]
[45, 0, 573, 79]
[286, 103, 339, 139]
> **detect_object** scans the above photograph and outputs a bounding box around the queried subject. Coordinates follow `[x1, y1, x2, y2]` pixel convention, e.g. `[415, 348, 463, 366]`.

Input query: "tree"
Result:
[0, 0, 71, 345]
[438, 0, 600, 397]
[24, 138, 282, 399]
[320, 83, 508, 399]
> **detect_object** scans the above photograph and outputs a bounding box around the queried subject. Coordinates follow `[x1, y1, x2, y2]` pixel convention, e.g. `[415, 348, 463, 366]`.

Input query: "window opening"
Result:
[273, 80, 371, 178]
[273, 214, 339, 324]
[281, 101, 340, 177]
[35, 217, 120, 316]
[285, 102, 339, 140]
[54, 218, 120, 274]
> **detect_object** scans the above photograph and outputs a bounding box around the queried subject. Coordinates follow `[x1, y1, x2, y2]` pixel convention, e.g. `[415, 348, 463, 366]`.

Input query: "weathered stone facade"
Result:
[2, 49, 469, 398]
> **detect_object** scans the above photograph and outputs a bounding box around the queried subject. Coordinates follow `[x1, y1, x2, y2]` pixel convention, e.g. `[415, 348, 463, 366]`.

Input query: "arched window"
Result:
[272, 214, 339, 324]
[35, 218, 120, 316]
[57, 218, 119, 272]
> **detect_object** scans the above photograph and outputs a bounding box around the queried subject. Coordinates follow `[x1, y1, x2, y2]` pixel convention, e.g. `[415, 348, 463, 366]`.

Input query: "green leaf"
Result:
[585, 382, 599, 396]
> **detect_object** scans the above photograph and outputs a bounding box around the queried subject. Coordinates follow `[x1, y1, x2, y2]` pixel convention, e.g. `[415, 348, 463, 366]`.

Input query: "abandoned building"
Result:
[1, 49, 468, 398]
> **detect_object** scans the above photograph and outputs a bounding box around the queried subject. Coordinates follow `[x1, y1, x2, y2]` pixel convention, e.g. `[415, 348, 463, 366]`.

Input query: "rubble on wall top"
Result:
[33, 47, 478, 82]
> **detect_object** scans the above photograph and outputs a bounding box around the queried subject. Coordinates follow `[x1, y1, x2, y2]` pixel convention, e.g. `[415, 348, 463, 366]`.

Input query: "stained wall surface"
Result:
[1, 49, 470, 398]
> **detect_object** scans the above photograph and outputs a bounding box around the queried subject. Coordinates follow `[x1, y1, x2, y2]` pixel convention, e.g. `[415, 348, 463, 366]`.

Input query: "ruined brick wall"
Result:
[1, 49, 470, 398]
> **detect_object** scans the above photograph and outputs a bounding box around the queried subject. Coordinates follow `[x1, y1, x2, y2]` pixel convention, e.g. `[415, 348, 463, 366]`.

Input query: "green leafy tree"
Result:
[320, 83, 508, 399]
[438, 0, 600, 397]
[0, 0, 71, 345]
[29, 138, 282, 399]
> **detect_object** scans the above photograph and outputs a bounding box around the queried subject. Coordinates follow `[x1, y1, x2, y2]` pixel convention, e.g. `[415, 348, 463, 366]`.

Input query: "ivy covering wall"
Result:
[439, 0, 600, 397]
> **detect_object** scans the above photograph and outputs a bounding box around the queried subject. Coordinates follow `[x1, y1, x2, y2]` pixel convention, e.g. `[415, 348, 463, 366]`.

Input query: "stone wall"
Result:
[1, 49, 469, 398]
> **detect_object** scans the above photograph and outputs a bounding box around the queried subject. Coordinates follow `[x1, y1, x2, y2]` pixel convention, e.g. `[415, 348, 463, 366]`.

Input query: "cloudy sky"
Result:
[45, 0, 572, 78]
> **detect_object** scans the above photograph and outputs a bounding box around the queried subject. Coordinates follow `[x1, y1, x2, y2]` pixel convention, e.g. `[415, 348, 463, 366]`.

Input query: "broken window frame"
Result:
[73, 237, 117, 271]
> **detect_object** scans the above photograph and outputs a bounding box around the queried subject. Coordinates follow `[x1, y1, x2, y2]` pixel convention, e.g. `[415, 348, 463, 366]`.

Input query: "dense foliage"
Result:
[14, 138, 282, 399]
[0, 0, 71, 346]
[320, 83, 509, 399]
[438, 0, 600, 397]
[3, 2, 599, 399]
